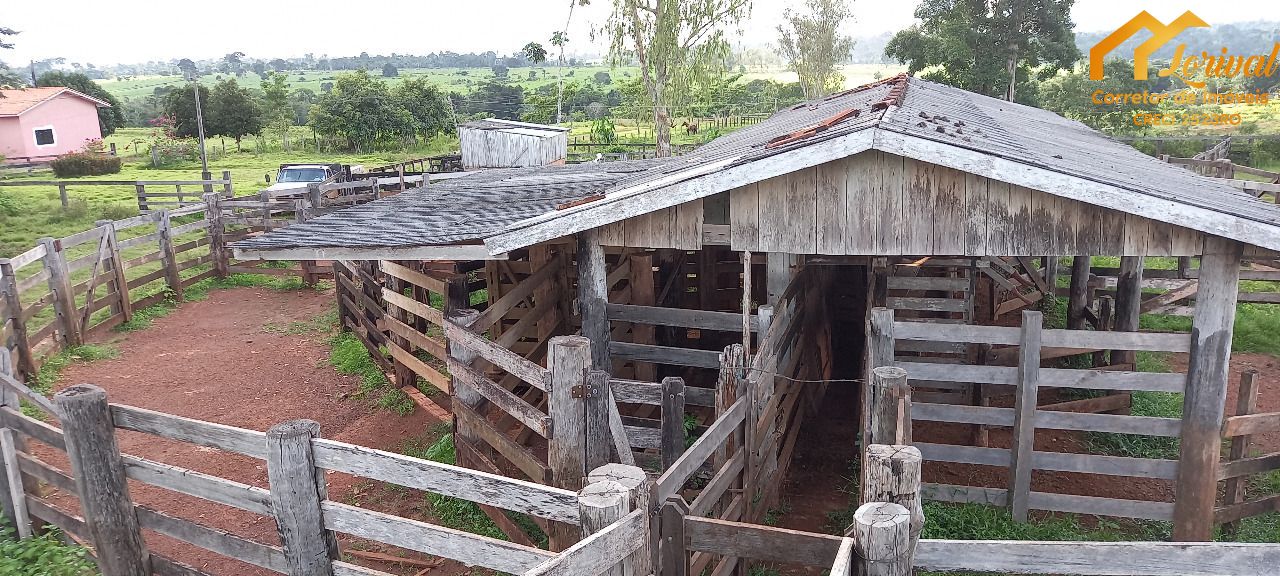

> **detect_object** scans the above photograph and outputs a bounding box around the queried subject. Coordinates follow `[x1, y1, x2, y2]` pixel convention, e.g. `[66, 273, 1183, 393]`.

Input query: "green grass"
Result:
[400, 429, 551, 547]
[26, 344, 120, 418]
[327, 331, 415, 416]
[0, 522, 97, 575]
[1083, 352, 1183, 460]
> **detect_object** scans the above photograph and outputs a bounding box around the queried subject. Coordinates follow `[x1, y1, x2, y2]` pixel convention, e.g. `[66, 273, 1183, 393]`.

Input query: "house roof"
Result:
[0, 87, 112, 117]
[233, 75, 1280, 259]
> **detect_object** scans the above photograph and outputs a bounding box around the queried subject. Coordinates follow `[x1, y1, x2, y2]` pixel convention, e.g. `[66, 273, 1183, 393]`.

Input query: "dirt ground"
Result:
[36, 286, 470, 576]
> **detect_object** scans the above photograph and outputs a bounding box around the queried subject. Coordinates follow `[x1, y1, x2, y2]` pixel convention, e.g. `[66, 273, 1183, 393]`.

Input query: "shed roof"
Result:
[461, 118, 571, 136]
[0, 87, 112, 116]
[234, 75, 1280, 258]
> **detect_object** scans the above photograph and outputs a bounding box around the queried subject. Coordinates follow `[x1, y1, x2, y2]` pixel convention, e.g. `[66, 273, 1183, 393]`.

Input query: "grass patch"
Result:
[33, 344, 120, 395]
[326, 331, 418, 415]
[264, 310, 339, 335]
[1084, 352, 1182, 459]
[0, 522, 96, 575]
[404, 432, 506, 540]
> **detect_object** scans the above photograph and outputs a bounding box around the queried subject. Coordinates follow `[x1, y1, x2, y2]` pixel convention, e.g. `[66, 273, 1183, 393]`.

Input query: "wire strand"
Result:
[741, 367, 864, 384]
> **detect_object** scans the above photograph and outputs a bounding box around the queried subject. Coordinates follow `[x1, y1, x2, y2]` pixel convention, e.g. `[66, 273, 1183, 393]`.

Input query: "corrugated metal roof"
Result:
[234, 75, 1280, 255]
[460, 118, 571, 135]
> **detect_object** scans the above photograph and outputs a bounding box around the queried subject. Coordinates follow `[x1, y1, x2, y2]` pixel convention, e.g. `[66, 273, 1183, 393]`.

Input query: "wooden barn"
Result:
[232, 74, 1280, 547]
[458, 118, 569, 169]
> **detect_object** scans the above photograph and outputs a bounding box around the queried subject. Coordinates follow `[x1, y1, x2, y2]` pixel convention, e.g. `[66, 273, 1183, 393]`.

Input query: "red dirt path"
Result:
[39, 286, 469, 576]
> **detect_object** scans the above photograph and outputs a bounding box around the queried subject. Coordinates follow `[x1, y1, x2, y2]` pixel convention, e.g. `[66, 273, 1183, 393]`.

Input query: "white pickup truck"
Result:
[264, 163, 355, 198]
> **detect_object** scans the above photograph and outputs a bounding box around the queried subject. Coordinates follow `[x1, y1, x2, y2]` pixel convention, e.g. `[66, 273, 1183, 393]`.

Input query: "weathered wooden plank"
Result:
[893, 362, 1016, 386]
[729, 183, 760, 251]
[932, 164, 966, 254]
[1009, 312, 1041, 522]
[1214, 494, 1280, 524]
[122, 455, 273, 516]
[386, 342, 451, 392]
[684, 516, 844, 567]
[656, 397, 748, 502]
[901, 157, 933, 254]
[1028, 491, 1174, 521]
[380, 260, 448, 294]
[1039, 329, 1190, 352]
[915, 539, 1280, 575]
[887, 276, 971, 292]
[920, 483, 1008, 506]
[893, 321, 1020, 345]
[606, 304, 756, 333]
[382, 288, 444, 326]
[1218, 451, 1280, 480]
[984, 180, 1013, 255]
[1223, 412, 1280, 437]
[1036, 411, 1181, 437]
[382, 315, 447, 359]
[444, 320, 549, 389]
[912, 403, 1015, 427]
[757, 174, 789, 252]
[843, 153, 876, 254]
[453, 400, 550, 484]
[311, 437, 578, 523]
[609, 379, 715, 407]
[916, 442, 1011, 467]
[689, 447, 745, 517]
[135, 505, 290, 572]
[1, 407, 65, 449]
[886, 296, 968, 313]
[449, 360, 550, 437]
[110, 404, 266, 458]
[1032, 451, 1178, 479]
[609, 342, 721, 369]
[323, 500, 556, 574]
[1005, 184, 1035, 255]
[524, 508, 647, 576]
[814, 161, 846, 255]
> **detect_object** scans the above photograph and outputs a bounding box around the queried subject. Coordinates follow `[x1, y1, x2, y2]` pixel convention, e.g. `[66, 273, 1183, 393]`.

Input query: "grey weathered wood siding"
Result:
[599, 199, 703, 250]
[459, 128, 567, 169]
[722, 150, 1204, 256]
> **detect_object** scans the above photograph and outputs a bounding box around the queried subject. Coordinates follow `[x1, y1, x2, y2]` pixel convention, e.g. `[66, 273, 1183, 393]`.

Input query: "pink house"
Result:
[0, 87, 110, 164]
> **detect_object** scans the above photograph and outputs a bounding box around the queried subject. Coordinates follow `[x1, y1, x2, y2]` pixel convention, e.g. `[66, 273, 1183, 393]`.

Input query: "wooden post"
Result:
[859, 444, 923, 546]
[742, 250, 753, 356]
[1094, 296, 1114, 367]
[714, 344, 745, 470]
[1174, 236, 1241, 541]
[0, 428, 30, 538]
[385, 269, 415, 390]
[578, 227, 606, 368]
[579, 479, 631, 576]
[661, 377, 686, 471]
[222, 170, 234, 198]
[587, 464, 653, 576]
[57, 183, 69, 208]
[95, 220, 132, 324]
[629, 253, 657, 382]
[55, 384, 148, 576]
[448, 309, 483, 455]
[135, 183, 147, 212]
[155, 210, 185, 300]
[868, 307, 895, 372]
[1177, 256, 1193, 279]
[0, 260, 35, 381]
[659, 497, 688, 576]
[1113, 256, 1144, 368]
[766, 253, 791, 306]
[1067, 256, 1091, 330]
[853, 502, 912, 576]
[866, 366, 910, 447]
[1009, 310, 1042, 522]
[584, 370, 612, 472]
[1223, 369, 1260, 536]
[548, 336, 590, 551]
[265, 419, 338, 575]
[202, 193, 228, 278]
[1041, 256, 1058, 294]
[40, 237, 81, 347]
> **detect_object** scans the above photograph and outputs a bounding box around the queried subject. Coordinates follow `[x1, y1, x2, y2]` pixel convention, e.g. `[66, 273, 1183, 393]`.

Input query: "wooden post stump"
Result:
[858, 445, 924, 544]
[202, 193, 228, 278]
[579, 479, 631, 576]
[853, 502, 912, 576]
[265, 419, 338, 575]
[866, 366, 910, 447]
[584, 370, 612, 472]
[55, 384, 149, 576]
[659, 497, 689, 576]
[661, 377, 687, 471]
[588, 463, 654, 576]
[548, 335, 591, 551]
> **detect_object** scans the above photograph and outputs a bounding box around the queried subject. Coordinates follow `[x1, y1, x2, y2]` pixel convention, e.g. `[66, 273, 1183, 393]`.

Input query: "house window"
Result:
[33, 128, 55, 147]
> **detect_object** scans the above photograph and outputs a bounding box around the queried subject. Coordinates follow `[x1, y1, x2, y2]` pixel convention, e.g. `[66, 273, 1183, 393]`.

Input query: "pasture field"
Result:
[98, 63, 907, 102]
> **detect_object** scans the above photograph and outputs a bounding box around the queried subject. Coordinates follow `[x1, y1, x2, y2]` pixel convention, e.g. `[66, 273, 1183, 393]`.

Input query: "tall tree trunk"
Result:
[1004, 45, 1018, 102]
[652, 62, 671, 157]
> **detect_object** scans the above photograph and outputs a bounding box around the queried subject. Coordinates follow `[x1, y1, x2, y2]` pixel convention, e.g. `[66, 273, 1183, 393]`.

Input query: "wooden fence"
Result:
[0, 172, 233, 211]
[0, 355, 655, 576]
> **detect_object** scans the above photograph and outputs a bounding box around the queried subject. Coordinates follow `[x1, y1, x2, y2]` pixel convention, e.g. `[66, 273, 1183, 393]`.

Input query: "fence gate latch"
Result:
[571, 384, 598, 399]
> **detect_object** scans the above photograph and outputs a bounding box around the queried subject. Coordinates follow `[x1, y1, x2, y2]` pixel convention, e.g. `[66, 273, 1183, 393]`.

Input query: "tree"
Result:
[382, 63, 399, 77]
[491, 64, 509, 79]
[222, 52, 246, 76]
[251, 61, 267, 77]
[0, 25, 25, 88]
[605, 0, 752, 155]
[593, 71, 612, 85]
[269, 58, 290, 72]
[522, 42, 548, 65]
[176, 58, 198, 79]
[261, 72, 293, 149]
[207, 79, 262, 150]
[289, 88, 316, 125]
[309, 70, 413, 151]
[1039, 60, 1156, 134]
[776, 0, 855, 99]
[885, 0, 1078, 103]
[465, 81, 524, 120]
[163, 84, 213, 138]
[35, 71, 126, 135]
[395, 78, 453, 141]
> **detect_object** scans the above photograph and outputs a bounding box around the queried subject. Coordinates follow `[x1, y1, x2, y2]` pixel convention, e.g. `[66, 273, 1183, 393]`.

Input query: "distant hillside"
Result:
[1075, 20, 1280, 61]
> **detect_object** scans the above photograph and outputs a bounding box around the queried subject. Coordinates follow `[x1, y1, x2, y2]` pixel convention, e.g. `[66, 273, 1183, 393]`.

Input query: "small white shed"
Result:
[458, 119, 569, 169]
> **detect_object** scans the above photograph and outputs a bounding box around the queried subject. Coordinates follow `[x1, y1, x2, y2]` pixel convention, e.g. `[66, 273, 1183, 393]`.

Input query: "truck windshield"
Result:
[278, 168, 327, 183]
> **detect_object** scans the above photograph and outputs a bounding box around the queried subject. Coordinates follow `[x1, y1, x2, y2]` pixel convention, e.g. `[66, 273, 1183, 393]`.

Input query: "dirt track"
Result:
[45, 286, 464, 575]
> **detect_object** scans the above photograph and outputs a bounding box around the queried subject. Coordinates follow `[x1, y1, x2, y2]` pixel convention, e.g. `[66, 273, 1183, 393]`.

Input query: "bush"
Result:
[0, 190, 17, 217]
[0, 523, 96, 575]
[49, 152, 122, 177]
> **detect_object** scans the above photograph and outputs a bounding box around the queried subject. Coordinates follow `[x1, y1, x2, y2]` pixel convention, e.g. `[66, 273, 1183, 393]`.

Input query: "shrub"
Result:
[98, 202, 136, 221]
[0, 190, 17, 217]
[0, 523, 96, 575]
[49, 152, 122, 177]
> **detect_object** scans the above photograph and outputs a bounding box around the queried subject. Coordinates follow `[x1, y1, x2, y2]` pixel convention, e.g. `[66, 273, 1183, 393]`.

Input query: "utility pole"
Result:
[187, 70, 213, 193]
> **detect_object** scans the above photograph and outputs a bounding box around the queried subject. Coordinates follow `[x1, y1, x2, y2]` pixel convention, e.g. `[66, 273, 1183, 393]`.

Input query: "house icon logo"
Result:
[1089, 11, 1209, 81]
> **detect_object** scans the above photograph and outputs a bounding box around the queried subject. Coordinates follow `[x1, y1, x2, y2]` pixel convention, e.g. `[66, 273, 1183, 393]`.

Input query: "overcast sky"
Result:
[3, 0, 1275, 66]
